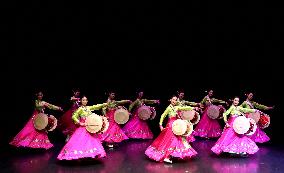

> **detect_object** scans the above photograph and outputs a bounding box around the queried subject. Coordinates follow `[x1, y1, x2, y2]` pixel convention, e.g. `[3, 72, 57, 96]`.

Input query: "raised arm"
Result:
[184, 101, 199, 107]
[176, 105, 194, 111]
[212, 98, 226, 104]
[238, 106, 256, 114]
[252, 101, 269, 110]
[116, 100, 131, 105]
[89, 103, 108, 111]
[142, 99, 158, 105]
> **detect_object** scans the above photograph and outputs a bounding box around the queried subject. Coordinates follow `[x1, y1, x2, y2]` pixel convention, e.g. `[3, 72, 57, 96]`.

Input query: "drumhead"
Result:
[138, 106, 152, 120]
[181, 110, 195, 121]
[246, 112, 261, 123]
[172, 119, 187, 136]
[85, 113, 103, 133]
[207, 105, 220, 119]
[114, 108, 129, 124]
[258, 114, 270, 129]
[33, 113, 49, 130]
[233, 116, 250, 135]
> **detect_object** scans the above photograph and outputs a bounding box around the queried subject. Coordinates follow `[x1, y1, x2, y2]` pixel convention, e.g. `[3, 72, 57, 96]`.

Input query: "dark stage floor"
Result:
[1, 139, 284, 173]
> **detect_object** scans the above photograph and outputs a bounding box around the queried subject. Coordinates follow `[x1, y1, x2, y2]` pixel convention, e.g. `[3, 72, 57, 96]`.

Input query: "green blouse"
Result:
[35, 100, 60, 112]
[129, 99, 157, 112]
[72, 103, 108, 124]
[159, 104, 194, 126]
[241, 100, 269, 110]
[223, 105, 256, 122]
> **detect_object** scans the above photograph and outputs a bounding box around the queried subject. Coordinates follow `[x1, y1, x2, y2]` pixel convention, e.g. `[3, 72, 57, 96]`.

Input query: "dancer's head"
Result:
[36, 91, 43, 100]
[177, 89, 185, 100]
[170, 95, 178, 106]
[232, 96, 240, 106]
[81, 96, 88, 106]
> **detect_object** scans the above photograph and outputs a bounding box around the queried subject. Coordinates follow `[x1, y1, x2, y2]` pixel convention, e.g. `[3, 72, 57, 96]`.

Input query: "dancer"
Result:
[10, 91, 63, 149]
[145, 95, 197, 163]
[194, 90, 227, 139]
[58, 89, 81, 142]
[99, 91, 131, 148]
[176, 90, 200, 143]
[211, 96, 259, 156]
[123, 90, 159, 139]
[57, 96, 108, 160]
[241, 92, 274, 143]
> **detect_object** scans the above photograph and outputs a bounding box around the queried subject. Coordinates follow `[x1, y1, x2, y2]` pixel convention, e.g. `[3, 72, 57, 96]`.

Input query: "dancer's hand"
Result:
[225, 123, 230, 128]
[80, 122, 86, 126]
[268, 106, 274, 110]
[156, 100, 160, 104]
[159, 125, 164, 131]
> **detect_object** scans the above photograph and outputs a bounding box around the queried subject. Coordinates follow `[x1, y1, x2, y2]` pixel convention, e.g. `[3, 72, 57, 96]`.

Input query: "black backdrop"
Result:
[1, 2, 283, 148]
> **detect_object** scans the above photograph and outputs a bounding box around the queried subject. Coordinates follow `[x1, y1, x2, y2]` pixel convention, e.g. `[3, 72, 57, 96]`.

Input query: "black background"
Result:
[1, 1, 283, 148]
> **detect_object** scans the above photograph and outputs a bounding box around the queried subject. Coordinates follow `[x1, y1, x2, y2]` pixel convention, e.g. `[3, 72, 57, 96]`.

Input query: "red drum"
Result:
[244, 118, 257, 136]
[33, 113, 57, 132]
[258, 114, 270, 129]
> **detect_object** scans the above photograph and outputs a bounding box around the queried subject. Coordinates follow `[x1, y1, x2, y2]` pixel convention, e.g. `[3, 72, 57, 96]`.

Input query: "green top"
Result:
[129, 99, 157, 112]
[102, 99, 130, 115]
[200, 96, 226, 106]
[159, 104, 194, 126]
[72, 103, 108, 124]
[177, 98, 199, 107]
[240, 100, 269, 110]
[223, 105, 256, 122]
[35, 100, 60, 112]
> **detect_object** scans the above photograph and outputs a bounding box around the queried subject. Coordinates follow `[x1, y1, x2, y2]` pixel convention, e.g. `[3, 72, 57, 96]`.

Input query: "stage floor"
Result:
[1, 139, 284, 173]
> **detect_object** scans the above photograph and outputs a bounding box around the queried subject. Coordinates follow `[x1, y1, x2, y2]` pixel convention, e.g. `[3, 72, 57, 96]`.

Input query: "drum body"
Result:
[33, 113, 57, 131]
[258, 114, 270, 129]
[172, 119, 193, 136]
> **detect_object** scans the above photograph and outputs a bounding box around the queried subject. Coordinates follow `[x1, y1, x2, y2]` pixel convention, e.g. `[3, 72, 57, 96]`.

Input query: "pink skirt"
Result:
[193, 107, 222, 138]
[211, 115, 259, 155]
[57, 123, 106, 160]
[99, 109, 128, 143]
[145, 117, 197, 162]
[122, 110, 153, 139]
[58, 106, 78, 136]
[9, 111, 53, 149]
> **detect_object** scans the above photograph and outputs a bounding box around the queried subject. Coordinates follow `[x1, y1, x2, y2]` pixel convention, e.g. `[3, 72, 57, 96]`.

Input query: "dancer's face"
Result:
[109, 93, 115, 100]
[247, 93, 253, 100]
[233, 97, 239, 106]
[178, 92, 184, 99]
[81, 97, 88, 106]
[208, 90, 213, 97]
[170, 96, 178, 106]
[37, 92, 43, 100]
[74, 91, 80, 97]
[138, 92, 144, 98]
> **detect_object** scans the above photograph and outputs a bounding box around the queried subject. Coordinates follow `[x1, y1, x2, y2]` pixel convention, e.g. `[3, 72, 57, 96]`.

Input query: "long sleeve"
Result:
[45, 102, 60, 110]
[116, 100, 130, 105]
[240, 101, 249, 108]
[142, 99, 157, 105]
[129, 100, 139, 112]
[223, 106, 233, 122]
[175, 105, 194, 111]
[238, 106, 256, 113]
[102, 107, 107, 116]
[252, 101, 269, 110]
[72, 108, 82, 124]
[89, 103, 108, 111]
[159, 107, 171, 126]
[184, 101, 199, 106]
[212, 98, 226, 104]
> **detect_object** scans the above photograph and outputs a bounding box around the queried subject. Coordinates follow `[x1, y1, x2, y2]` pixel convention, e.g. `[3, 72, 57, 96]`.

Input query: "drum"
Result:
[258, 114, 270, 129]
[138, 106, 152, 120]
[149, 107, 157, 120]
[98, 116, 109, 134]
[85, 113, 103, 134]
[172, 119, 193, 136]
[45, 115, 57, 132]
[233, 116, 252, 135]
[246, 111, 261, 123]
[244, 118, 257, 136]
[207, 105, 225, 119]
[33, 113, 57, 131]
[114, 108, 129, 124]
[190, 112, 200, 125]
[180, 110, 196, 121]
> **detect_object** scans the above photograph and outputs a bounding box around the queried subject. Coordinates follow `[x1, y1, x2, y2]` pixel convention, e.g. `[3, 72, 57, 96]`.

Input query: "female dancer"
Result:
[241, 92, 274, 143]
[194, 90, 227, 139]
[57, 96, 108, 160]
[99, 91, 131, 148]
[176, 90, 200, 143]
[122, 90, 159, 139]
[58, 89, 81, 142]
[211, 96, 259, 156]
[10, 91, 63, 149]
[145, 95, 197, 163]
